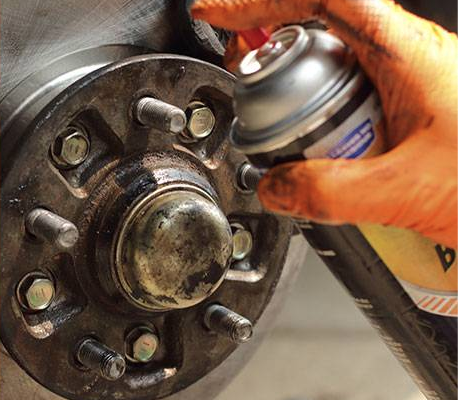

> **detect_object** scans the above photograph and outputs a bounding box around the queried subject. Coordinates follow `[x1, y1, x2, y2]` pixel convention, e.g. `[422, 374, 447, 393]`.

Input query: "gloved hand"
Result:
[192, 0, 458, 248]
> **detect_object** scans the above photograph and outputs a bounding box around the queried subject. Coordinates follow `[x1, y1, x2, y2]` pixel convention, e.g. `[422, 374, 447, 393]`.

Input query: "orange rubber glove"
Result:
[192, 0, 458, 248]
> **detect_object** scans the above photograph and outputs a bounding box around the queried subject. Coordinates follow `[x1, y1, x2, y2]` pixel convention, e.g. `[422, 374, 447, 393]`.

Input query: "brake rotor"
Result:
[0, 1, 307, 400]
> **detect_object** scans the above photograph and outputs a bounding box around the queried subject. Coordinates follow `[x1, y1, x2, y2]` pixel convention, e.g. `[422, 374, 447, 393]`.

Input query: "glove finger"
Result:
[258, 156, 395, 224]
[191, 0, 319, 31]
[257, 142, 457, 247]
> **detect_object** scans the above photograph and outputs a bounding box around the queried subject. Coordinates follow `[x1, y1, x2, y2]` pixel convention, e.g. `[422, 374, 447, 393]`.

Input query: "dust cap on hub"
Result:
[116, 188, 233, 311]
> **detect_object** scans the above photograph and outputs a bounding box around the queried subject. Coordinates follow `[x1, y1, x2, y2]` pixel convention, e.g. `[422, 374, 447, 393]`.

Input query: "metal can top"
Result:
[231, 26, 364, 154]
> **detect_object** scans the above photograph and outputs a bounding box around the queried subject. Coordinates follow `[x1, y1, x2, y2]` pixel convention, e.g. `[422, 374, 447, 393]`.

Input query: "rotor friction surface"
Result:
[0, 0, 174, 99]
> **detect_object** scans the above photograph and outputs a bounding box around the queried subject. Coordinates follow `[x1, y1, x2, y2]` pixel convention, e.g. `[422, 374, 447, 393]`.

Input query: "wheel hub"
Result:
[0, 50, 294, 400]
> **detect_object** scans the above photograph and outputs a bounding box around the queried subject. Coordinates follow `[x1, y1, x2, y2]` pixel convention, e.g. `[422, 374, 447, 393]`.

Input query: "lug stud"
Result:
[26, 208, 79, 250]
[76, 338, 126, 381]
[237, 162, 263, 192]
[135, 97, 187, 134]
[204, 304, 253, 344]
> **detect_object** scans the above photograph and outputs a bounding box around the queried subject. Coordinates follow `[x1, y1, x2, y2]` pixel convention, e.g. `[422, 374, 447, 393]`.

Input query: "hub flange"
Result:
[0, 52, 294, 400]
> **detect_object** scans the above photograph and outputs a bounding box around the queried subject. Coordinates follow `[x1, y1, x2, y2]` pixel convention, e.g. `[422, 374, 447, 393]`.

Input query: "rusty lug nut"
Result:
[51, 126, 90, 167]
[76, 338, 126, 381]
[231, 223, 253, 261]
[125, 328, 160, 363]
[16, 274, 55, 311]
[26, 208, 79, 250]
[204, 304, 253, 344]
[135, 97, 187, 134]
[185, 101, 216, 140]
[237, 162, 263, 192]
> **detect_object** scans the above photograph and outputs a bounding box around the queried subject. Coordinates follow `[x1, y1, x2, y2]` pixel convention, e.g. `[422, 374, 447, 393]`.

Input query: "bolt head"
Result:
[24, 278, 55, 311]
[186, 103, 216, 139]
[52, 127, 90, 167]
[231, 224, 253, 261]
[126, 328, 159, 363]
[132, 333, 159, 363]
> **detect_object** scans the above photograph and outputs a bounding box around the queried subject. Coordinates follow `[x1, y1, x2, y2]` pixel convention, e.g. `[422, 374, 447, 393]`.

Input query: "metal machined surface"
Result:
[0, 0, 174, 100]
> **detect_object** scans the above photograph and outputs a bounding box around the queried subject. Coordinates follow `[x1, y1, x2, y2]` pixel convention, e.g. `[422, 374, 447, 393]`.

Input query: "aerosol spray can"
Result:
[230, 26, 457, 400]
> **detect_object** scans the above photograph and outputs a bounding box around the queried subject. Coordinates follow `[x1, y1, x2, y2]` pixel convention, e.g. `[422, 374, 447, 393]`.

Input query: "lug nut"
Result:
[204, 304, 253, 344]
[135, 97, 187, 134]
[16, 273, 55, 311]
[237, 163, 263, 192]
[26, 208, 79, 249]
[76, 338, 126, 381]
[231, 223, 253, 261]
[51, 126, 90, 167]
[184, 101, 216, 140]
[125, 327, 159, 363]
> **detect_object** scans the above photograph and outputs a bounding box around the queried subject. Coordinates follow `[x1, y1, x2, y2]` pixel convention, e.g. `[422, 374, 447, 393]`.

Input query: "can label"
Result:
[303, 89, 458, 317]
[360, 223, 457, 317]
[303, 91, 385, 159]
[327, 118, 375, 159]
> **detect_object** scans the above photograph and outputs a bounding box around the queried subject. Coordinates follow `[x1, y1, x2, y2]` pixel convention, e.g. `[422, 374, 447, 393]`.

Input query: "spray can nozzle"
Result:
[238, 28, 271, 49]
